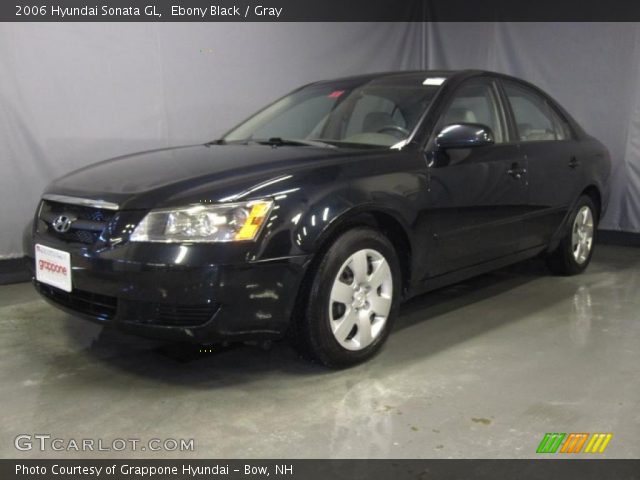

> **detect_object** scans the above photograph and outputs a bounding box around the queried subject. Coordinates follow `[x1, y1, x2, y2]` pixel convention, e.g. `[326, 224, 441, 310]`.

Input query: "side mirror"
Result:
[435, 123, 495, 150]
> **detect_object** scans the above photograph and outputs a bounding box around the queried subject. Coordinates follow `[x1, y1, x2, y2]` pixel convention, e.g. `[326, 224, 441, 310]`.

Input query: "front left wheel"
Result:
[293, 227, 401, 368]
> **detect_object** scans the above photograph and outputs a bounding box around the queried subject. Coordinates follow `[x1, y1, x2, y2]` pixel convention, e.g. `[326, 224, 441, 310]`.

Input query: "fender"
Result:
[308, 202, 414, 253]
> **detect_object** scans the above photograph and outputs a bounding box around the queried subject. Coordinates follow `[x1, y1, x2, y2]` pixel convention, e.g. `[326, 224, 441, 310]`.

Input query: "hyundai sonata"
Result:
[25, 70, 611, 367]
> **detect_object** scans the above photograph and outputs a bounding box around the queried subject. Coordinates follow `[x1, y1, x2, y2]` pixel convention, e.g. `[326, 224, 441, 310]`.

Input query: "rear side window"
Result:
[547, 105, 573, 140]
[503, 82, 569, 142]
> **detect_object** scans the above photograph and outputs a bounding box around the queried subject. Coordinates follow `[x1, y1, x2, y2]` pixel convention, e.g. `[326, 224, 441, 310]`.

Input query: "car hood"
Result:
[45, 143, 366, 209]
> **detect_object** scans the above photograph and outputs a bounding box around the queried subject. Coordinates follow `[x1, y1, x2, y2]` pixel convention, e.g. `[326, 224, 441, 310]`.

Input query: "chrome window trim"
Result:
[42, 194, 120, 211]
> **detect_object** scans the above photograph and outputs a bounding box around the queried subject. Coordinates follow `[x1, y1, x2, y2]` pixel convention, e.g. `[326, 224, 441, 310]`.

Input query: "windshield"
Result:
[223, 75, 443, 148]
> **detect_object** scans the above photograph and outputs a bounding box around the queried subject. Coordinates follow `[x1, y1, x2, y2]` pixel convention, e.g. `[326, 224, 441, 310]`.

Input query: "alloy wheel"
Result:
[571, 205, 594, 265]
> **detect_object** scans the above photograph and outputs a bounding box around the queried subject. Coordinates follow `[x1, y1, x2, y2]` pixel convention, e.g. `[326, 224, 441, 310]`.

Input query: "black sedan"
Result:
[25, 70, 611, 367]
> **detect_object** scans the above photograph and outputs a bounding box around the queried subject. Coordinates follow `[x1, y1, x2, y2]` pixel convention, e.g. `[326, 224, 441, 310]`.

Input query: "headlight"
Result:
[129, 200, 273, 243]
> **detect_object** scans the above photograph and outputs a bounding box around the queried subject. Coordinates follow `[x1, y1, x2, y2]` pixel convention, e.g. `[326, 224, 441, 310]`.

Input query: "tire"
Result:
[293, 227, 401, 368]
[546, 195, 597, 276]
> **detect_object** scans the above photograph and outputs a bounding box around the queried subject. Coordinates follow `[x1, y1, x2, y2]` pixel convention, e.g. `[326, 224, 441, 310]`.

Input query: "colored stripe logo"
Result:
[537, 433, 565, 453]
[537, 433, 612, 454]
[584, 433, 613, 453]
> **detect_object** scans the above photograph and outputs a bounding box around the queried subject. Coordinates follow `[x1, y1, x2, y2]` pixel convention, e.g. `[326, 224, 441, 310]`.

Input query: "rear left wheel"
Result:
[546, 195, 597, 275]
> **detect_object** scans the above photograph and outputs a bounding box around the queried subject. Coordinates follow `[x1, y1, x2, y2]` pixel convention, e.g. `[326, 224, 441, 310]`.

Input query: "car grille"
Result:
[120, 300, 219, 327]
[38, 200, 116, 245]
[37, 282, 218, 327]
[37, 283, 117, 320]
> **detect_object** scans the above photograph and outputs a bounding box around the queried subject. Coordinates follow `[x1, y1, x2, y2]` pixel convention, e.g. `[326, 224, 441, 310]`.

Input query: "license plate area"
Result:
[35, 243, 72, 292]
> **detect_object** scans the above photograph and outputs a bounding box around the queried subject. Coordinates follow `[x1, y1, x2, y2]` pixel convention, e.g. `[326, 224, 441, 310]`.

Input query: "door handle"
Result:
[508, 163, 527, 179]
[569, 156, 580, 169]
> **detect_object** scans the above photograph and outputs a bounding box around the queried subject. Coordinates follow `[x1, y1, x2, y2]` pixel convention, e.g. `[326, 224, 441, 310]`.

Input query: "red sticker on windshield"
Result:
[328, 90, 345, 98]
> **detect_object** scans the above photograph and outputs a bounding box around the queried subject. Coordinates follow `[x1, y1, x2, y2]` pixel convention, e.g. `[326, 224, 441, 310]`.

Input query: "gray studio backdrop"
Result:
[0, 22, 421, 258]
[0, 22, 639, 259]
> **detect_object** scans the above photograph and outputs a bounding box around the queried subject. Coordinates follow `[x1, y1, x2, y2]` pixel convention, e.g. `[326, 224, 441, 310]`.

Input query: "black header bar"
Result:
[3, 0, 640, 22]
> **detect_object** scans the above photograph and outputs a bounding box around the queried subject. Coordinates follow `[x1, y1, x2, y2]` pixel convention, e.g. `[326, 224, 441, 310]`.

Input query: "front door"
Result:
[422, 79, 529, 277]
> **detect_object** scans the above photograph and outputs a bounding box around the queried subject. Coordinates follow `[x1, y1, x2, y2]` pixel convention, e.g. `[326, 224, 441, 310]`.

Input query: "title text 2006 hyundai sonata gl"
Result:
[25, 70, 611, 367]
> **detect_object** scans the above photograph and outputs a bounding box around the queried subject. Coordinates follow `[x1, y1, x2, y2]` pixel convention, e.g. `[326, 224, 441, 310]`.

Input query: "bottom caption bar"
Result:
[2, 459, 640, 480]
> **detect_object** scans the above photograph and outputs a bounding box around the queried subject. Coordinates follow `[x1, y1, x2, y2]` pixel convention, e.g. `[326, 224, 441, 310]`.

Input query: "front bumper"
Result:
[25, 233, 310, 344]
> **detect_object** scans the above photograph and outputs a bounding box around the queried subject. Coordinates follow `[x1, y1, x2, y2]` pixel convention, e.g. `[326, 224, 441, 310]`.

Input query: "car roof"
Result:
[309, 69, 558, 106]
[309, 69, 546, 90]
[318, 69, 584, 138]
[312, 69, 486, 84]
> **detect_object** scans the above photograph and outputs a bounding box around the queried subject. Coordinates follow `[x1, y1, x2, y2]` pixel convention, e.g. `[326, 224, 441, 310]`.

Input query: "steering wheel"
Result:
[376, 125, 410, 137]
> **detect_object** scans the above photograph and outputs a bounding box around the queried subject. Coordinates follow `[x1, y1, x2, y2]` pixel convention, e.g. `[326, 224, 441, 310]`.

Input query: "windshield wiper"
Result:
[204, 139, 225, 146]
[205, 137, 336, 148]
[253, 137, 336, 148]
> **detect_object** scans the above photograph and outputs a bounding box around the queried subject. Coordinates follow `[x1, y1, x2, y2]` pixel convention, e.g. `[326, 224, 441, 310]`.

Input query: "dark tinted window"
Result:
[503, 82, 568, 141]
[441, 81, 505, 143]
[547, 105, 572, 140]
[250, 95, 335, 140]
[225, 76, 441, 148]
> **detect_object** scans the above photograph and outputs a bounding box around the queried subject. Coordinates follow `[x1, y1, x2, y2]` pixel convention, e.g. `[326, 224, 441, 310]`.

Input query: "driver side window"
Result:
[441, 81, 505, 144]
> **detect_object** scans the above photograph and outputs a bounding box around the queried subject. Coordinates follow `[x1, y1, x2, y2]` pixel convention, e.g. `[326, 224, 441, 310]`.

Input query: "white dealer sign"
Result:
[35, 244, 72, 292]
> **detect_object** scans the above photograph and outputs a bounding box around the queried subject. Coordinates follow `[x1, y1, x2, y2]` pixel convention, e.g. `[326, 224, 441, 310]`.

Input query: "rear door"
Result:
[500, 80, 580, 249]
[422, 78, 529, 277]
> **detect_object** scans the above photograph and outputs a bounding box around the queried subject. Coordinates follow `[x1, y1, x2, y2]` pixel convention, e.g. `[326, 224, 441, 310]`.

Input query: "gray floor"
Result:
[1, 245, 638, 459]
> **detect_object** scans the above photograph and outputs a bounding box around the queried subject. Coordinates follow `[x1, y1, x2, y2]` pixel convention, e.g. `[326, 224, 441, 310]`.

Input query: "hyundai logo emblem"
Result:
[52, 215, 75, 233]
